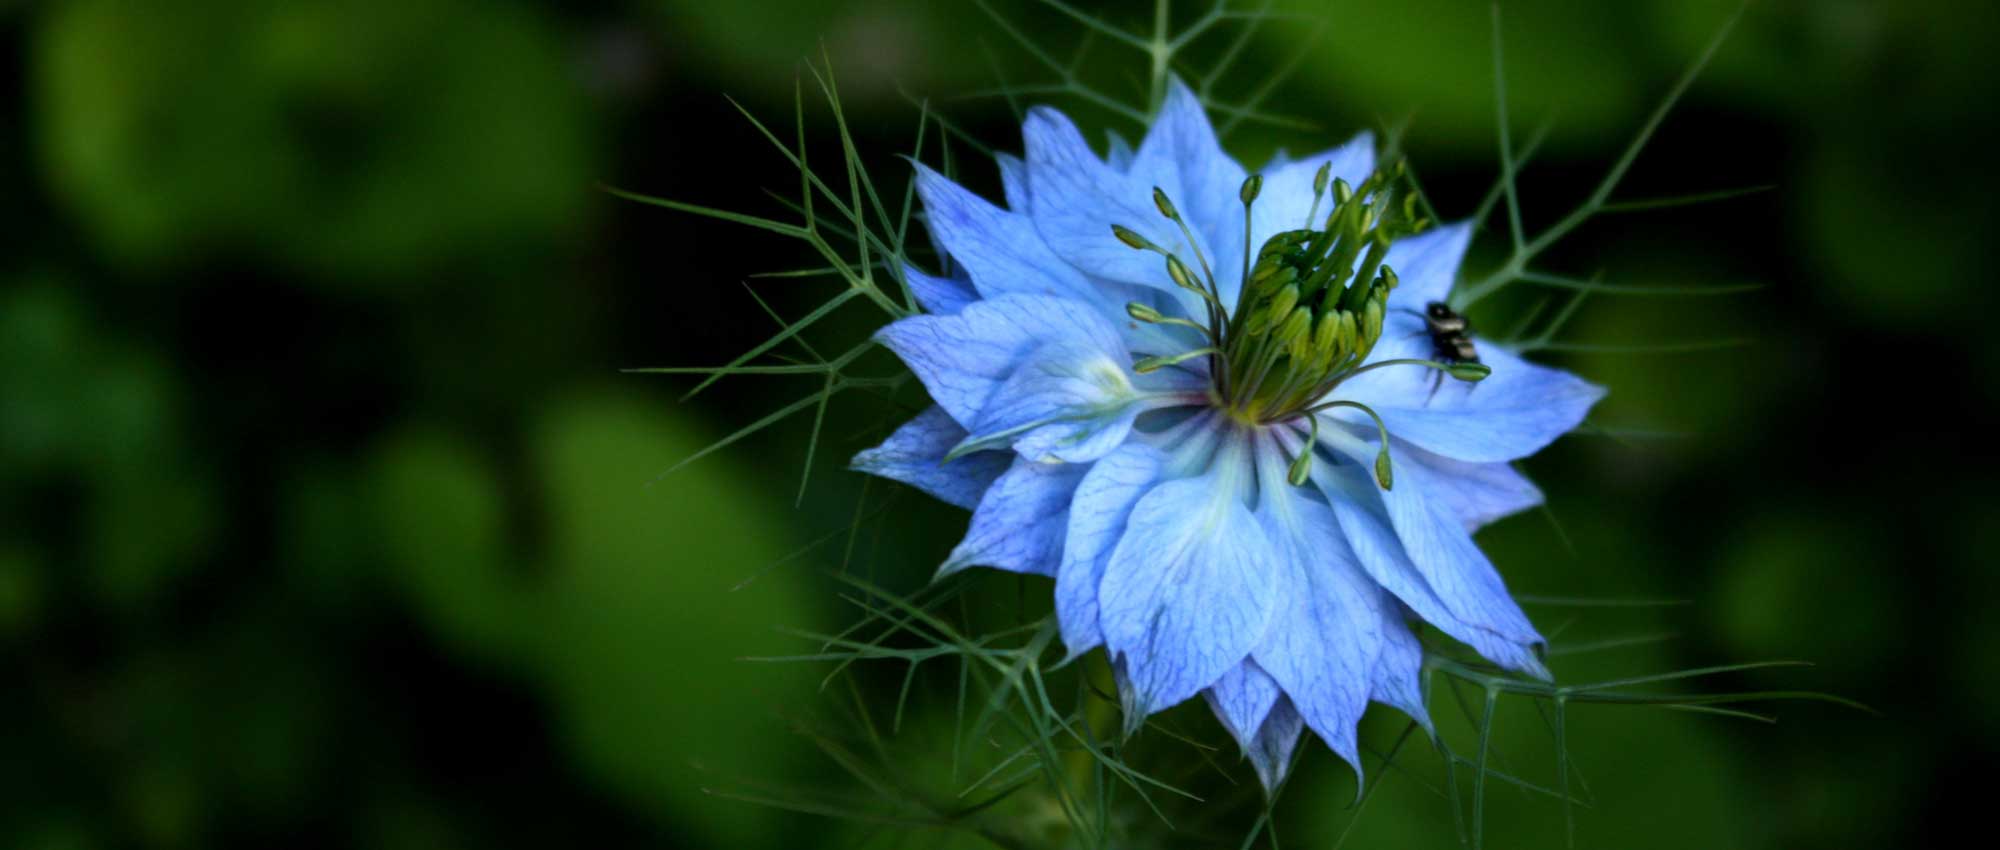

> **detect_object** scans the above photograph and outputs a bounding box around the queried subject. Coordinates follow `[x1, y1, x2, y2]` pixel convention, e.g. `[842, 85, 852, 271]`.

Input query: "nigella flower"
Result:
[852, 79, 1603, 791]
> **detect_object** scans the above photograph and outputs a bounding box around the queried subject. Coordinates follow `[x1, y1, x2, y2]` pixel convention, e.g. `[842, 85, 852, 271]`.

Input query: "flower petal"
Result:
[913, 162, 1106, 308]
[955, 339, 1146, 464]
[1335, 318, 1606, 463]
[1244, 698, 1307, 793]
[1203, 659, 1282, 753]
[1021, 105, 1213, 315]
[1381, 221, 1473, 310]
[1245, 442, 1383, 775]
[1402, 443, 1544, 531]
[1371, 608, 1432, 731]
[1316, 426, 1548, 677]
[1130, 78, 1248, 303]
[905, 264, 978, 315]
[1099, 464, 1279, 732]
[939, 457, 1090, 578]
[995, 153, 1030, 211]
[1055, 443, 1168, 659]
[874, 294, 1126, 427]
[850, 406, 1010, 510]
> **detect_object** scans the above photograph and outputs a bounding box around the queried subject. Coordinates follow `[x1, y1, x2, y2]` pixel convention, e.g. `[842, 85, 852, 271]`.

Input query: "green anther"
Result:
[1126, 302, 1166, 323]
[1311, 311, 1339, 354]
[1166, 255, 1201, 293]
[1112, 224, 1154, 251]
[1381, 265, 1400, 291]
[1333, 178, 1353, 205]
[1447, 362, 1493, 381]
[1374, 449, 1394, 490]
[1240, 174, 1263, 204]
[1152, 187, 1179, 220]
[1266, 284, 1300, 322]
[1313, 162, 1333, 196]
[1335, 311, 1358, 357]
[1287, 444, 1314, 486]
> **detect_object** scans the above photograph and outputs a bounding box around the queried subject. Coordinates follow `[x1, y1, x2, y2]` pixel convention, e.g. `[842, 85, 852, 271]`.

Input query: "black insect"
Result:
[1422, 301, 1479, 402]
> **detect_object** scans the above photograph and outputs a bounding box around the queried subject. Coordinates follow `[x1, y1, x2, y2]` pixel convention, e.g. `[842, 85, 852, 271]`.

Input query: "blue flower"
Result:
[853, 79, 1603, 791]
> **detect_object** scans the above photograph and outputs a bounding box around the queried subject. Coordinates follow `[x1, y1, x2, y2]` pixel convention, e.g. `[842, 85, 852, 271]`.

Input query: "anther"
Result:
[1111, 224, 1156, 252]
[1152, 187, 1179, 221]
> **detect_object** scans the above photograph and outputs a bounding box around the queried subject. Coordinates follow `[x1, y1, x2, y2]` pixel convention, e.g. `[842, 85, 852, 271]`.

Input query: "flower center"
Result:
[1115, 159, 1489, 488]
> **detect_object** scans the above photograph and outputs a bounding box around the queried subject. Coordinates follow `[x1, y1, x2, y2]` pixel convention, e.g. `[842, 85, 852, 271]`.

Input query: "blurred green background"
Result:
[2, 0, 1991, 847]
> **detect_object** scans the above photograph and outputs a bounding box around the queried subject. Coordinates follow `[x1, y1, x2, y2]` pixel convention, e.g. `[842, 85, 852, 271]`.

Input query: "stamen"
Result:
[1125, 301, 1209, 332]
[1134, 347, 1223, 374]
[1287, 416, 1320, 486]
[1152, 186, 1222, 306]
[1322, 357, 1491, 389]
[1314, 400, 1395, 489]
[1304, 161, 1333, 229]
[1239, 174, 1261, 298]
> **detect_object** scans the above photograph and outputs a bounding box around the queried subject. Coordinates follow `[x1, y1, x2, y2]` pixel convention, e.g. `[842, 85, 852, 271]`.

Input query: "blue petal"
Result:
[995, 153, 1030, 211]
[912, 162, 1107, 308]
[1403, 444, 1544, 531]
[850, 406, 1010, 510]
[1055, 443, 1167, 659]
[1335, 317, 1606, 463]
[1099, 461, 1280, 733]
[1371, 607, 1432, 731]
[905, 264, 978, 315]
[874, 294, 1126, 427]
[1021, 106, 1213, 316]
[1245, 445, 1382, 775]
[940, 457, 1090, 578]
[1129, 78, 1248, 303]
[1203, 659, 1282, 752]
[955, 338, 1147, 464]
[1381, 221, 1474, 310]
[1316, 426, 1549, 677]
[1104, 129, 1135, 172]
[1244, 698, 1307, 793]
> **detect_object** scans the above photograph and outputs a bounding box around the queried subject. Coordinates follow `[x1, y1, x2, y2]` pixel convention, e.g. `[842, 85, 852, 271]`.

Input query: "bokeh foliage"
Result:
[2, 0, 1990, 847]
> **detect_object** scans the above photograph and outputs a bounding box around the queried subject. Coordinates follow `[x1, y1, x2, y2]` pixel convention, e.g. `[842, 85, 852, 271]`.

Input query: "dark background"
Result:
[2, 0, 1993, 847]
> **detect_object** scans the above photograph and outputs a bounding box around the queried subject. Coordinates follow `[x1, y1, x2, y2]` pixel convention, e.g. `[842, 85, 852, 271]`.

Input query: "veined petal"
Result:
[850, 406, 1010, 510]
[1130, 78, 1248, 305]
[1022, 105, 1214, 316]
[1335, 317, 1606, 463]
[1245, 439, 1382, 776]
[1316, 426, 1549, 677]
[1099, 459, 1279, 732]
[995, 153, 1030, 211]
[1203, 659, 1283, 754]
[1403, 444, 1545, 531]
[1055, 443, 1168, 659]
[913, 162, 1107, 308]
[905, 264, 978, 316]
[939, 457, 1090, 578]
[1381, 221, 1474, 310]
[1371, 606, 1432, 731]
[955, 339, 1150, 465]
[875, 294, 1126, 427]
[1244, 698, 1307, 793]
